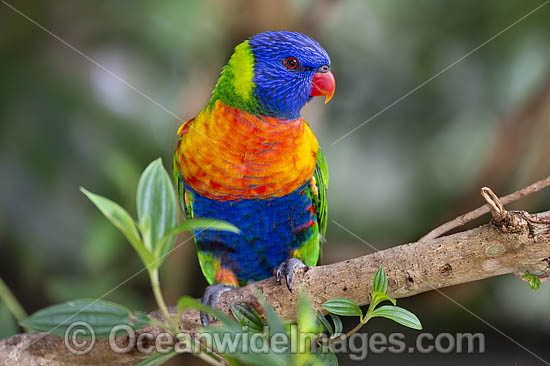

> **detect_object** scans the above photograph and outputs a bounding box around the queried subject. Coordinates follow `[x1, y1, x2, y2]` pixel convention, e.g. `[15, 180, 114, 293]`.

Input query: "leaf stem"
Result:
[329, 318, 366, 344]
[0, 277, 30, 330]
[329, 301, 376, 344]
[149, 269, 176, 329]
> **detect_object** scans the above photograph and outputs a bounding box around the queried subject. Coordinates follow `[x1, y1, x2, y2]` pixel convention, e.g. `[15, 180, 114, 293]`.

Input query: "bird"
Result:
[173, 31, 334, 325]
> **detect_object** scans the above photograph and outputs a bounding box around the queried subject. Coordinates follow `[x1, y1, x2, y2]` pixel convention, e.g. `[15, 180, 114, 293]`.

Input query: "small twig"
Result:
[419, 176, 550, 242]
[480, 187, 505, 218]
[529, 214, 550, 224]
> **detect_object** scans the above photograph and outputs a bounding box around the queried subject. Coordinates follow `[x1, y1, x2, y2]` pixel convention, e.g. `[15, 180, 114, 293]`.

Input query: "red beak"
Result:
[310, 70, 335, 103]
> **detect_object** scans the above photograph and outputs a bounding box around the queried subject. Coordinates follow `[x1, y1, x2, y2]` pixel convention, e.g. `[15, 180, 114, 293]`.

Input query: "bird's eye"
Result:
[318, 65, 330, 73]
[284, 57, 298, 70]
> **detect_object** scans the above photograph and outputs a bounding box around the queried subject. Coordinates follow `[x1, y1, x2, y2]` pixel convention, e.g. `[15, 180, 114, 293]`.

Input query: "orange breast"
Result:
[176, 100, 319, 200]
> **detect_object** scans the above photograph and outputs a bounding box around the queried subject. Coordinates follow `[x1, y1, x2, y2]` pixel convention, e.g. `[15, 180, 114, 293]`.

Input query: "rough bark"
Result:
[2, 210, 550, 366]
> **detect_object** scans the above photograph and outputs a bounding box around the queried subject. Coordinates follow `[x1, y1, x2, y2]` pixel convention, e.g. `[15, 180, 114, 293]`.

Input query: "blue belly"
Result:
[187, 184, 317, 282]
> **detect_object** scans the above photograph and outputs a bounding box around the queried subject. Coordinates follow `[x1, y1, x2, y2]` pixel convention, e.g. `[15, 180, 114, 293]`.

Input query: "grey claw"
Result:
[275, 258, 306, 292]
[200, 284, 235, 326]
[200, 309, 210, 326]
[276, 266, 283, 284]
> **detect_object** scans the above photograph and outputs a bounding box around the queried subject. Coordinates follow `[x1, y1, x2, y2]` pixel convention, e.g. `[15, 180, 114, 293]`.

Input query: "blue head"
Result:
[210, 31, 334, 120]
[250, 31, 333, 120]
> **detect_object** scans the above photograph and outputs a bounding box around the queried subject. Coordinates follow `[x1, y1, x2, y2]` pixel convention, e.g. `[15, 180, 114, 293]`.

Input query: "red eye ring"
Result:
[284, 57, 298, 69]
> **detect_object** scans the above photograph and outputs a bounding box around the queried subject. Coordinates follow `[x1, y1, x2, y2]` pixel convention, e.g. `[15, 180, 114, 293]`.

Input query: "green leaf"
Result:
[164, 218, 240, 238]
[176, 296, 237, 328]
[253, 291, 292, 366]
[371, 291, 396, 309]
[20, 299, 150, 337]
[329, 314, 342, 335]
[201, 326, 289, 366]
[522, 274, 541, 291]
[372, 265, 388, 294]
[137, 159, 178, 259]
[317, 311, 333, 335]
[322, 298, 362, 317]
[298, 293, 321, 334]
[136, 351, 177, 366]
[155, 219, 239, 263]
[80, 187, 153, 267]
[231, 303, 265, 333]
[257, 293, 286, 338]
[0, 303, 18, 339]
[369, 305, 422, 330]
[314, 346, 339, 366]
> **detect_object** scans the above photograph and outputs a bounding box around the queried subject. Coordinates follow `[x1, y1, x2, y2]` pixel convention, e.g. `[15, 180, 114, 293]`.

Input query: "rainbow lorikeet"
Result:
[173, 31, 334, 324]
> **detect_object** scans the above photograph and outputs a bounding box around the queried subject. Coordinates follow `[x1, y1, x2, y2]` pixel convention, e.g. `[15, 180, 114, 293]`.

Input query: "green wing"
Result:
[293, 148, 329, 267]
[172, 152, 194, 220]
[310, 148, 329, 238]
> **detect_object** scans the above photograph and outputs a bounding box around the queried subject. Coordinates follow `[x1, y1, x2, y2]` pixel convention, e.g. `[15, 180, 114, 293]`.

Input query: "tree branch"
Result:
[2, 209, 550, 365]
[419, 175, 550, 242]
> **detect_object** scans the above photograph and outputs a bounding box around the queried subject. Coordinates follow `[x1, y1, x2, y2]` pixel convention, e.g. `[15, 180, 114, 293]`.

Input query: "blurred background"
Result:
[1, 0, 549, 364]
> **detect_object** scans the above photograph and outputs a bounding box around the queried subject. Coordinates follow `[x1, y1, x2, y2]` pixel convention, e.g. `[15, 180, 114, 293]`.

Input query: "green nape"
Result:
[208, 40, 261, 115]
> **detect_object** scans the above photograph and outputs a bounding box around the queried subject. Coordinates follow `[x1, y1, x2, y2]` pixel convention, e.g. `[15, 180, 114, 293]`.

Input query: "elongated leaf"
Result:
[20, 299, 150, 337]
[214, 293, 292, 366]
[153, 219, 239, 263]
[298, 293, 320, 334]
[137, 159, 178, 258]
[256, 292, 286, 338]
[201, 325, 289, 366]
[317, 311, 333, 335]
[369, 305, 422, 330]
[329, 314, 342, 335]
[0, 303, 18, 339]
[253, 293, 292, 366]
[322, 298, 362, 317]
[372, 265, 388, 294]
[231, 303, 265, 333]
[137, 351, 177, 366]
[314, 346, 339, 366]
[371, 291, 396, 309]
[165, 218, 240, 237]
[80, 188, 153, 266]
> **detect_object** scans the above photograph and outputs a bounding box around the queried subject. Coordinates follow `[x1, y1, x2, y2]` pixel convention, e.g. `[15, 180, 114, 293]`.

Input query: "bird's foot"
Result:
[275, 258, 306, 292]
[201, 283, 236, 326]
